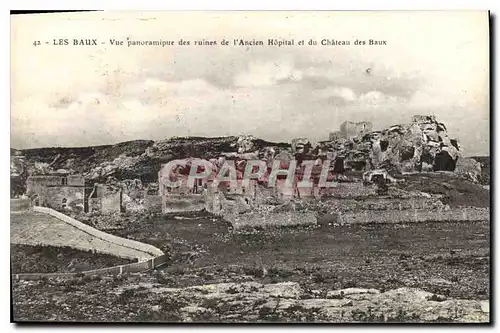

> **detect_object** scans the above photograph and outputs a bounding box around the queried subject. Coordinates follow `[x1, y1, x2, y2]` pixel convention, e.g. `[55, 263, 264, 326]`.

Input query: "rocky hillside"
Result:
[10, 136, 291, 195]
[11, 115, 488, 193]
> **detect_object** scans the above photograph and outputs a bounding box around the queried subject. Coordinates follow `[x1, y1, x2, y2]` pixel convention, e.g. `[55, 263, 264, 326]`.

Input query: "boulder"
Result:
[455, 157, 482, 182]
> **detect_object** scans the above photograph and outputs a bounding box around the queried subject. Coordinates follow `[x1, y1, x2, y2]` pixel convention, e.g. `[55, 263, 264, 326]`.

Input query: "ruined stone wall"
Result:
[329, 131, 342, 141]
[338, 207, 489, 224]
[27, 175, 85, 191]
[10, 198, 31, 212]
[38, 186, 85, 212]
[101, 192, 122, 214]
[161, 194, 206, 213]
[340, 121, 373, 139]
[144, 194, 162, 213]
[229, 211, 317, 229]
[321, 182, 378, 198]
[319, 197, 445, 212]
[67, 175, 85, 186]
[27, 175, 64, 190]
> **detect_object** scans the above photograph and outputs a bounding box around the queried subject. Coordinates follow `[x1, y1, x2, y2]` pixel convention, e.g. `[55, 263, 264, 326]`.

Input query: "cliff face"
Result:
[10, 115, 485, 190]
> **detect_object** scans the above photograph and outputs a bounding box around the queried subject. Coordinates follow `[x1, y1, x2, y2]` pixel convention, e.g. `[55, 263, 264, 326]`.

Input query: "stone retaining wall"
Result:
[12, 253, 169, 281]
[32, 206, 164, 258]
[162, 194, 206, 213]
[228, 211, 317, 229]
[337, 207, 490, 224]
[318, 197, 445, 212]
[322, 182, 378, 198]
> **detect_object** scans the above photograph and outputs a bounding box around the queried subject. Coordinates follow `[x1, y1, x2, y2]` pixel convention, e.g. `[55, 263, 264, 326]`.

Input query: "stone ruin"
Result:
[321, 115, 481, 181]
[330, 121, 373, 141]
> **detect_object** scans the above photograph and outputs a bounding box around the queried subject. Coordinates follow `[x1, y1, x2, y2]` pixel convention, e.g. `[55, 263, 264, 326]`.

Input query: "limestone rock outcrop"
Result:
[320, 115, 468, 176]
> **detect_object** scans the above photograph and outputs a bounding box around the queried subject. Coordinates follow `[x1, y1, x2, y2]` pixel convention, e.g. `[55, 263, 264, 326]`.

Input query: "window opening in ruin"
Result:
[62, 197, 67, 209]
[61, 177, 67, 185]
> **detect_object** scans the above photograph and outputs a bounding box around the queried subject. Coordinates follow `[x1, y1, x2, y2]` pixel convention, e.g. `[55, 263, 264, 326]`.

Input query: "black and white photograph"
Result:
[10, 10, 491, 323]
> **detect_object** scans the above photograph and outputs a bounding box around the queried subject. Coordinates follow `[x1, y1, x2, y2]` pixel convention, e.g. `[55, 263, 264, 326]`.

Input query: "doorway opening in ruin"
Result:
[333, 157, 345, 173]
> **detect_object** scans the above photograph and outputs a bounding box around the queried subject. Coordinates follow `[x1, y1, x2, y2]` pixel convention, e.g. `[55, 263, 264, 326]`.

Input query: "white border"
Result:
[3, 1, 498, 332]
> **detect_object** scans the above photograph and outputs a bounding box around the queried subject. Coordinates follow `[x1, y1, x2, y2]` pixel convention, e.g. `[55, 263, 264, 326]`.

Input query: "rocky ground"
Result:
[12, 275, 489, 323]
[11, 244, 133, 274]
[11, 211, 490, 323]
[396, 172, 490, 208]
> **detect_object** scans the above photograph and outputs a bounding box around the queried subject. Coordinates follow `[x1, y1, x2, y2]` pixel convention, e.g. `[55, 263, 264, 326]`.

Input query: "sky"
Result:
[11, 11, 490, 156]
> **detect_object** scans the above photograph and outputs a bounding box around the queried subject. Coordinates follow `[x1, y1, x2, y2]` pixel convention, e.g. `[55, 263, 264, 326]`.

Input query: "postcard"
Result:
[10, 11, 490, 323]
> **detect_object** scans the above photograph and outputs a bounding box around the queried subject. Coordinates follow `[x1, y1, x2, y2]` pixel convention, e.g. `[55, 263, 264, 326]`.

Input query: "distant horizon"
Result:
[10, 131, 489, 158]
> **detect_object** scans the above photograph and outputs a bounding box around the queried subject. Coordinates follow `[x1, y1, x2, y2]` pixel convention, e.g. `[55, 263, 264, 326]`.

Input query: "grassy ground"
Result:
[10, 244, 133, 273]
